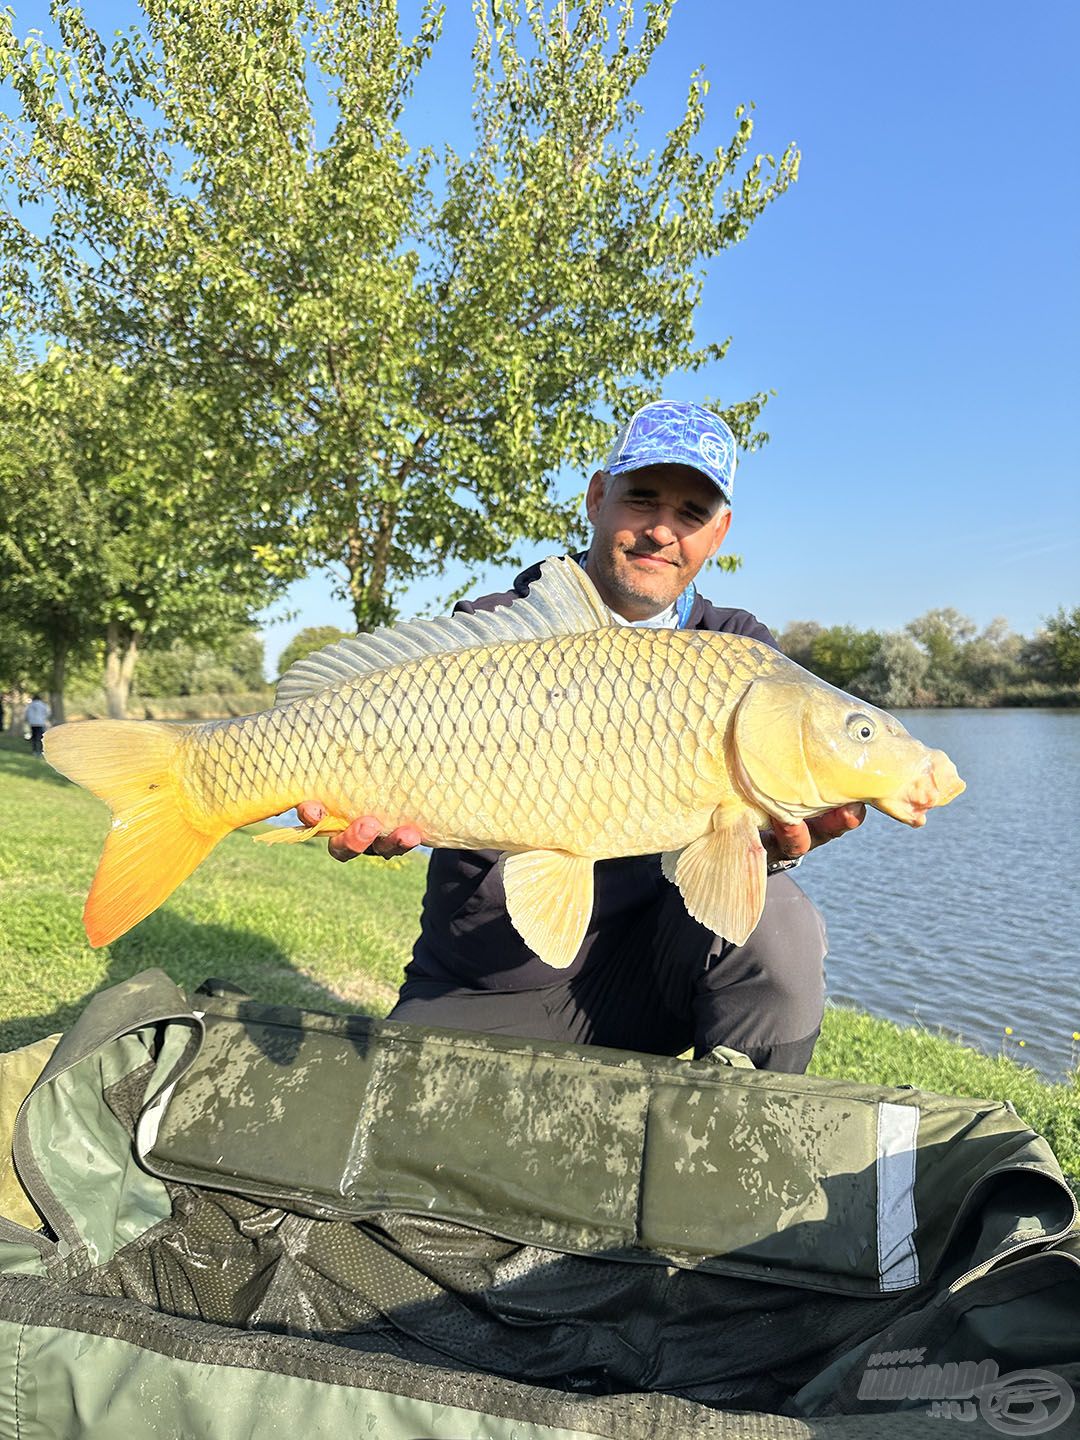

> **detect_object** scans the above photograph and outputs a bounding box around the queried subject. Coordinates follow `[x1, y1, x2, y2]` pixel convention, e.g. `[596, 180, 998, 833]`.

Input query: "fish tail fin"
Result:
[44, 720, 225, 947]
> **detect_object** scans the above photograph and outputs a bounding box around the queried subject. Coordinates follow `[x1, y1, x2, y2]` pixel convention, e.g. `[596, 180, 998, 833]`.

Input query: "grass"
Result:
[3, 732, 1078, 1188]
[0, 734, 426, 1048]
[810, 1005, 1080, 1189]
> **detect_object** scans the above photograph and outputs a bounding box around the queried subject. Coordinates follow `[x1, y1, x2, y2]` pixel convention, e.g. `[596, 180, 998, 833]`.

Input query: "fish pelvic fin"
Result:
[662, 805, 767, 947]
[499, 849, 595, 970]
[44, 720, 225, 948]
[252, 815, 349, 845]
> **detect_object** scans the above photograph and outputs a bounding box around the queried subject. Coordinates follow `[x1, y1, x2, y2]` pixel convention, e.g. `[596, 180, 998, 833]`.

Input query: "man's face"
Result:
[584, 464, 733, 620]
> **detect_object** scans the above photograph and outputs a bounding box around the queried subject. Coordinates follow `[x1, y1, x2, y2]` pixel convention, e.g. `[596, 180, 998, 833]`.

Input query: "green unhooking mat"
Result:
[0, 968, 1077, 1438]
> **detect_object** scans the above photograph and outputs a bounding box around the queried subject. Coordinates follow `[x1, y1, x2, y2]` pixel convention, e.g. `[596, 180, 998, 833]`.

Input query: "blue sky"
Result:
[16, 2, 1080, 671]
[267, 0, 1079, 671]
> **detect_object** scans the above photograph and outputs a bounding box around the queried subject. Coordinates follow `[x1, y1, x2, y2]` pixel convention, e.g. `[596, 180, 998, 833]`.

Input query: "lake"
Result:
[273, 709, 1080, 1079]
[794, 708, 1080, 1080]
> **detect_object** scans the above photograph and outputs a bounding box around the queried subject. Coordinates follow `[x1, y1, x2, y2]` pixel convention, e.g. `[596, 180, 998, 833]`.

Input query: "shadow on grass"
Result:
[0, 737, 72, 789]
[0, 912, 380, 1053]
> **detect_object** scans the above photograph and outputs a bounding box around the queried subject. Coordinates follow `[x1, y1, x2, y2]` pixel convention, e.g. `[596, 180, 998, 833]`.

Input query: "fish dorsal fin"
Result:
[275, 555, 613, 705]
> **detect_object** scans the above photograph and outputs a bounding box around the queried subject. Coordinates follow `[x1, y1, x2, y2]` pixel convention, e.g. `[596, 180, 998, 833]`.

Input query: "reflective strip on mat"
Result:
[876, 1103, 919, 1292]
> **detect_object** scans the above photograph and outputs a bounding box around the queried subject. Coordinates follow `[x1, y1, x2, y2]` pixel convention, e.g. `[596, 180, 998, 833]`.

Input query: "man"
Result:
[24, 694, 50, 759]
[299, 401, 863, 1071]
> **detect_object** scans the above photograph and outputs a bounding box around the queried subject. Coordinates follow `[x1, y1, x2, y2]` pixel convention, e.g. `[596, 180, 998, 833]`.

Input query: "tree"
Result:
[0, 612, 49, 733]
[0, 0, 799, 629]
[904, 607, 976, 703]
[276, 626, 352, 684]
[215, 632, 266, 692]
[808, 626, 882, 692]
[954, 617, 1023, 700]
[851, 632, 929, 709]
[776, 620, 823, 670]
[0, 347, 290, 717]
[0, 351, 112, 721]
[1041, 606, 1080, 684]
[134, 631, 267, 697]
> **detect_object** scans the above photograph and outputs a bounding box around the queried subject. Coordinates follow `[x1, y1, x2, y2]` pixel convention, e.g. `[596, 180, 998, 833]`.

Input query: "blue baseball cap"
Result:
[604, 400, 737, 502]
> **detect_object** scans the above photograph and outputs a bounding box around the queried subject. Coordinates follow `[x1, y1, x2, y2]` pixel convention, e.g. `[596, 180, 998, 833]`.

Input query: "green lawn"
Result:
[0, 734, 427, 1047]
[3, 733, 1078, 1185]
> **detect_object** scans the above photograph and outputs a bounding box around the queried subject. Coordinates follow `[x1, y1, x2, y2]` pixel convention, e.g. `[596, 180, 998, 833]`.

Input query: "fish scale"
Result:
[176, 628, 785, 861]
[43, 554, 964, 956]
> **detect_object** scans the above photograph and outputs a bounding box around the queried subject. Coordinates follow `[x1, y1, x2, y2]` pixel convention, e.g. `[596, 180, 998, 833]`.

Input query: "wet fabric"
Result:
[136, 985, 1074, 1297]
[0, 968, 1077, 1437]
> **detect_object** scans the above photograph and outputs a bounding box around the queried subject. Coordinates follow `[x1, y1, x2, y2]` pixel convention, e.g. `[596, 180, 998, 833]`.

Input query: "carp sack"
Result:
[45, 557, 964, 964]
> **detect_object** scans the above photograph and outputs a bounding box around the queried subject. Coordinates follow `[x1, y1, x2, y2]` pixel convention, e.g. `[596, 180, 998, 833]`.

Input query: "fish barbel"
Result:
[45, 558, 964, 964]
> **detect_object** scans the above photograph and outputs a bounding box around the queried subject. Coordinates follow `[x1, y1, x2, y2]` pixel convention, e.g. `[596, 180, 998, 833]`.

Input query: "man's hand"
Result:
[293, 798, 863, 866]
[762, 803, 866, 865]
[295, 802, 423, 861]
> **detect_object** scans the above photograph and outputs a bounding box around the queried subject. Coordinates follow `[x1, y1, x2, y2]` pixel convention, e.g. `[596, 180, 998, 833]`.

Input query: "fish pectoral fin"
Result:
[662, 807, 767, 946]
[499, 849, 595, 971]
[252, 816, 349, 846]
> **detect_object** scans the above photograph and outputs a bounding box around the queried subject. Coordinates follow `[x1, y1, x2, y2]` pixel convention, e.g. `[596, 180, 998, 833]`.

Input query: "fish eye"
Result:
[846, 713, 876, 743]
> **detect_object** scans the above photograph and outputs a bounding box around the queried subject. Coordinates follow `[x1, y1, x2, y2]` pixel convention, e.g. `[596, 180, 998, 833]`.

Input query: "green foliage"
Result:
[903, 608, 975, 704]
[775, 608, 1070, 708]
[133, 690, 273, 721]
[904, 611, 1032, 706]
[0, 347, 292, 715]
[134, 632, 266, 697]
[808, 625, 883, 692]
[276, 625, 352, 683]
[906, 608, 976, 665]
[133, 645, 194, 700]
[954, 618, 1023, 697]
[989, 680, 1080, 708]
[1041, 606, 1080, 684]
[0, 0, 798, 628]
[851, 631, 929, 709]
[0, 348, 125, 716]
[776, 620, 822, 670]
[223, 632, 267, 691]
[0, 613, 48, 696]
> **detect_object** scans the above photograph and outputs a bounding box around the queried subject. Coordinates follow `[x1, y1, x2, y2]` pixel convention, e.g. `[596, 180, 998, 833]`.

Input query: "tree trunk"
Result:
[105, 623, 140, 719]
[346, 502, 398, 632]
[3, 692, 27, 738]
[49, 634, 68, 725]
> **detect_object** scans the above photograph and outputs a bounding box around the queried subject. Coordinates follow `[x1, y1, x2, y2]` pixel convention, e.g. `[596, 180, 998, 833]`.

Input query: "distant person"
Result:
[297, 401, 865, 1073]
[25, 695, 50, 758]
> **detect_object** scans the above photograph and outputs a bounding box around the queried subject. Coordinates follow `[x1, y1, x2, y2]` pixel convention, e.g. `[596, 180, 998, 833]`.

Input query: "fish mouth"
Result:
[873, 750, 966, 827]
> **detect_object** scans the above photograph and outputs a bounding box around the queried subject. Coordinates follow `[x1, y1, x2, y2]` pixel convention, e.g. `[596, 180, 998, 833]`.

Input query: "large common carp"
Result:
[45, 558, 964, 964]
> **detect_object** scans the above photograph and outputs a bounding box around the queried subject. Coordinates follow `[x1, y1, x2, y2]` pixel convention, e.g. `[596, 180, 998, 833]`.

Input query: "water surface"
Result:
[795, 709, 1080, 1079]
[272, 709, 1080, 1078]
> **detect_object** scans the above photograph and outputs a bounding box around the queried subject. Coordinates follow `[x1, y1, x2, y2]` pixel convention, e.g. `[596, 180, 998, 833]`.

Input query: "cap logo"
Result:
[698, 432, 728, 471]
